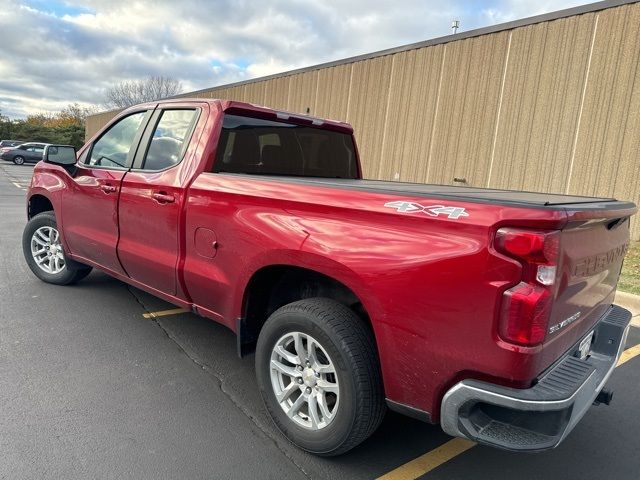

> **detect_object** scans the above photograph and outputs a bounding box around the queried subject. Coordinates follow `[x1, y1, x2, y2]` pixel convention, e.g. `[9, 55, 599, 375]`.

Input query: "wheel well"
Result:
[28, 195, 53, 219]
[238, 266, 373, 356]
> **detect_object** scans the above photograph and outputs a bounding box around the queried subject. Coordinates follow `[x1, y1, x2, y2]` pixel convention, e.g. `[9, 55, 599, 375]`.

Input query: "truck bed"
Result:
[242, 175, 634, 210]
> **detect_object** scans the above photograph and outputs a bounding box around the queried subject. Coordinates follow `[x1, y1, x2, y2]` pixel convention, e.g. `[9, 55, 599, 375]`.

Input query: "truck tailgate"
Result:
[541, 202, 635, 369]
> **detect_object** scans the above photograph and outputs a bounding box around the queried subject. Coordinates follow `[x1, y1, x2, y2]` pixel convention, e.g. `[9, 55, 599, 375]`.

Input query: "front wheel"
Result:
[255, 298, 385, 456]
[13, 156, 25, 165]
[22, 211, 92, 285]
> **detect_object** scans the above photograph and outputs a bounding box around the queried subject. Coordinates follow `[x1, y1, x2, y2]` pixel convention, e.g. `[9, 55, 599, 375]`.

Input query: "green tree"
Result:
[1, 103, 97, 149]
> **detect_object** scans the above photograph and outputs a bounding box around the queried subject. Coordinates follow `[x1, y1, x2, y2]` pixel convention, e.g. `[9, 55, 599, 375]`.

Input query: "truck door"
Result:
[61, 109, 152, 274]
[117, 106, 202, 296]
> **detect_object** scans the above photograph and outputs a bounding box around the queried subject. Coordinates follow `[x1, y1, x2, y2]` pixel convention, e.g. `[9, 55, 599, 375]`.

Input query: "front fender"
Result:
[28, 163, 71, 250]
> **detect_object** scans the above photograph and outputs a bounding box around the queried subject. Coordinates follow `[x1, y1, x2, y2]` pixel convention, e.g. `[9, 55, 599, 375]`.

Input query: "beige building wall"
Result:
[86, 0, 640, 239]
[85, 109, 120, 140]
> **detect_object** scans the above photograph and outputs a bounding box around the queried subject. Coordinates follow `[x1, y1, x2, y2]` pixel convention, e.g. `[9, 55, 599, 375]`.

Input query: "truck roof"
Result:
[154, 97, 354, 134]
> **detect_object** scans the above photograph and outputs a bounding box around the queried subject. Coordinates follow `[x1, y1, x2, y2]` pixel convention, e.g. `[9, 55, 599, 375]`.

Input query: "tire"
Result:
[13, 156, 25, 165]
[255, 298, 385, 456]
[22, 211, 92, 285]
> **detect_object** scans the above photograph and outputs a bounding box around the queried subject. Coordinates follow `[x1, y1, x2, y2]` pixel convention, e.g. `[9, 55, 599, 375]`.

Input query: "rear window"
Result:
[213, 114, 357, 178]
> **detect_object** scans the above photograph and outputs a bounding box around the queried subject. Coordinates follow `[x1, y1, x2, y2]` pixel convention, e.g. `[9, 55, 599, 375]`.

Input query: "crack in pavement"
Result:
[125, 285, 312, 480]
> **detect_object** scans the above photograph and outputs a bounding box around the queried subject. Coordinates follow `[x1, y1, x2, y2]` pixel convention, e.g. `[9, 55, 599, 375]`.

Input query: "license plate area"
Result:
[575, 331, 594, 360]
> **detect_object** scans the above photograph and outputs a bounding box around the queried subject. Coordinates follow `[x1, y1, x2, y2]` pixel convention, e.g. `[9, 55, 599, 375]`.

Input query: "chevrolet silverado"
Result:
[23, 99, 636, 455]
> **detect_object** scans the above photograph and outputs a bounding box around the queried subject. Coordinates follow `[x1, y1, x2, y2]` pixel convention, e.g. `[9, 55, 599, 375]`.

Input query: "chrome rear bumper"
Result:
[440, 305, 631, 451]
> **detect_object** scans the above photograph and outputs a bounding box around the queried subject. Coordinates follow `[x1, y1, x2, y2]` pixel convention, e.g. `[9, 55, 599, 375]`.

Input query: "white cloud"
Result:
[481, 0, 587, 24]
[0, 0, 588, 119]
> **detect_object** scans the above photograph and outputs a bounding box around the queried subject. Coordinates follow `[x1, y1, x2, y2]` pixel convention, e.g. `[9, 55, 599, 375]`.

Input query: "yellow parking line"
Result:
[142, 308, 189, 319]
[617, 343, 640, 367]
[378, 340, 640, 480]
[377, 438, 476, 480]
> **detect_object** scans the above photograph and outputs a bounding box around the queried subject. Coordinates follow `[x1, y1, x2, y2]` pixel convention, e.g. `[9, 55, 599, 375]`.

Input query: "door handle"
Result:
[100, 184, 117, 193]
[152, 192, 175, 204]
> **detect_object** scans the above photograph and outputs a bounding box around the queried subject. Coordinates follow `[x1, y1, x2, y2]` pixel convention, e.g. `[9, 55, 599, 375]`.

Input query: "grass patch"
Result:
[619, 241, 640, 295]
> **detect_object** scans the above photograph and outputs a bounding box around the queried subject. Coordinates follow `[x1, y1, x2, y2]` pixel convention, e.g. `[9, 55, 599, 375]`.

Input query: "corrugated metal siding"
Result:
[428, 32, 510, 187]
[287, 72, 318, 113]
[264, 76, 290, 111]
[568, 3, 640, 211]
[84, 110, 120, 140]
[489, 13, 597, 193]
[85, 1, 640, 239]
[347, 57, 394, 179]
[380, 46, 445, 182]
[315, 64, 352, 121]
[243, 81, 267, 105]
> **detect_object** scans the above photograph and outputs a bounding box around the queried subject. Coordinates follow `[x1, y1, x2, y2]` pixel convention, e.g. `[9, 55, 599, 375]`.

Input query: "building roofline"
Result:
[177, 0, 637, 97]
[90, 0, 638, 116]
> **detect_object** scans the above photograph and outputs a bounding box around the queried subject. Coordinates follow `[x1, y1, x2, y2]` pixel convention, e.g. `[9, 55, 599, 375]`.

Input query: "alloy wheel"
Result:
[269, 331, 340, 430]
[30, 226, 66, 274]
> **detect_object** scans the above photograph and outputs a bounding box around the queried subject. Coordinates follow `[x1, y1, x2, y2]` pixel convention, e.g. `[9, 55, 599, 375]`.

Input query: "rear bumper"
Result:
[440, 304, 631, 451]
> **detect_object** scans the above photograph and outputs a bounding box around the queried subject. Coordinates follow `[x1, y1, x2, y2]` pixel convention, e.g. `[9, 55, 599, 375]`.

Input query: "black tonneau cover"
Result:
[228, 174, 633, 210]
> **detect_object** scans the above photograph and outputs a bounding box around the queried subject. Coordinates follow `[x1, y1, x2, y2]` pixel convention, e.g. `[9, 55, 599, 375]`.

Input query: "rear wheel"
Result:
[255, 298, 385, 456]
[22, 211, 92, 285]
[13, 156, 25, 165]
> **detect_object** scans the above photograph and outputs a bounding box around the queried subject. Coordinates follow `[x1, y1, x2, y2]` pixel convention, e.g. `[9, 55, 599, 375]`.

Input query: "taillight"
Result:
[495, 228, 560, 346]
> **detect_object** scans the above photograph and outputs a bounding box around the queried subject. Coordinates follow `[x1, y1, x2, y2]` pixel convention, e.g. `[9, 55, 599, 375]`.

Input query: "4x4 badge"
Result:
[384, 201, 469, 219]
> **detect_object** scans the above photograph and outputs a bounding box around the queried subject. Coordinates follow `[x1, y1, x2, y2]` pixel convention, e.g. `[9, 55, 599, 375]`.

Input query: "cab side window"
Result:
[87, 112, 147, 169]
[213, 114, 357, 178]
[141, 109, 198, 171]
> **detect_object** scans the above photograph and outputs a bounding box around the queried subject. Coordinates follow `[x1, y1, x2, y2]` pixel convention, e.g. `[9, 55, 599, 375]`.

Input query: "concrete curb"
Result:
[615, 291, 640, 327]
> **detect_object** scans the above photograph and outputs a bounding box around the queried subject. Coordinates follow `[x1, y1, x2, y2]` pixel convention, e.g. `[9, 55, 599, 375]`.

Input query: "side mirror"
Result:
[44, 145, 77, 165]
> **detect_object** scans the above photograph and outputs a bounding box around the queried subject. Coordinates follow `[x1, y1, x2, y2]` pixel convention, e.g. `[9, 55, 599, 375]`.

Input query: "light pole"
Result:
[451, 19, 460, 34]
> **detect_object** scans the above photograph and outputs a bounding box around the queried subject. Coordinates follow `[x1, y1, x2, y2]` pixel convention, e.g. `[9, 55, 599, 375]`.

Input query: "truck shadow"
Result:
[70, 272, 640, 479]
[74, 271, 454, 478]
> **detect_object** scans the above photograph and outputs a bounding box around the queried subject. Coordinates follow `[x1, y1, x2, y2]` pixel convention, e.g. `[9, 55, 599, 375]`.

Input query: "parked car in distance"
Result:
[0, 140, 25, 148]
[1, 142, 49, 165]
[0, 140, 26, 157]
[23, 99, 636, 456]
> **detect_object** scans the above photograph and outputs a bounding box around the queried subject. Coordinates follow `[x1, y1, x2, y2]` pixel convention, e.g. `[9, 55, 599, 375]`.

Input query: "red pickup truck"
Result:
[23, 99, 635, 455]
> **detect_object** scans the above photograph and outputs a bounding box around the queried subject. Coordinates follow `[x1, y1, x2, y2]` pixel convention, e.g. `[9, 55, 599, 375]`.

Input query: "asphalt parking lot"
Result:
[1, 161, 640, 480]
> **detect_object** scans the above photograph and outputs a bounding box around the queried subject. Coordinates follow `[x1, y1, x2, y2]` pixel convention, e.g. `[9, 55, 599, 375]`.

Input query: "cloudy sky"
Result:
[0, 0, 591, 118]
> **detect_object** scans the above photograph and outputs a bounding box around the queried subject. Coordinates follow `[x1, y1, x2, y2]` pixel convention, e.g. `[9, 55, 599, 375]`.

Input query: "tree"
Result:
[0, 110, 15, 139]
[1, 103, 97, 149]
[57, 103, 99, 127]
[25, 112, 55, 127]
[103, 76, 183, 109]
[26, 103, 97, 129]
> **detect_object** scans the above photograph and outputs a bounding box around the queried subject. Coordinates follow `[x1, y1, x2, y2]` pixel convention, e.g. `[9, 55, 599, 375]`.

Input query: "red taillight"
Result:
[499, 283, 552, 345]
[495, 228, 559, 265]
[495, 228, 560, 346]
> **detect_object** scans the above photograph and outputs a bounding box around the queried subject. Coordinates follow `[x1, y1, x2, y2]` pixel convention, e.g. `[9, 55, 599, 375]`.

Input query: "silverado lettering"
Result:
[573, 243, 629, 277]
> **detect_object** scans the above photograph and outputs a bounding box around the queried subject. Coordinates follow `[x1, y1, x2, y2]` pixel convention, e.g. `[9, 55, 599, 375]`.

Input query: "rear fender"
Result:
[233, 249, 383, 325]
